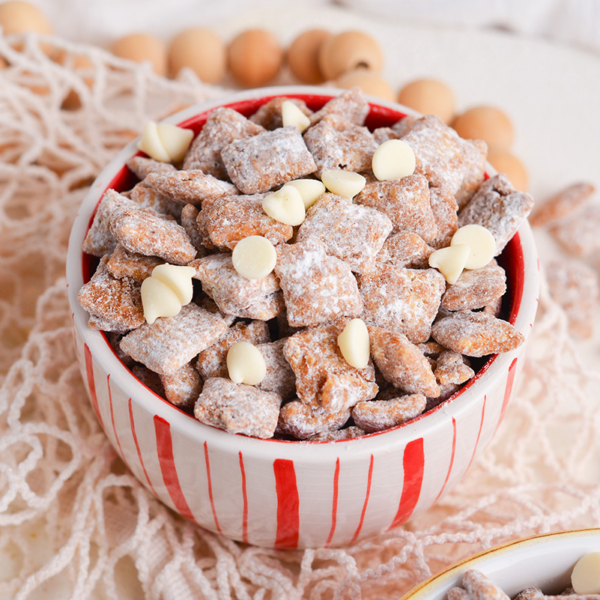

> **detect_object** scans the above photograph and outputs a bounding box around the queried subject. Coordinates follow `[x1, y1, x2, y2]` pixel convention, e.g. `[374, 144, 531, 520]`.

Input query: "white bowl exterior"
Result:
[66, 87, 539, 549]
[403, 529, 600, 600]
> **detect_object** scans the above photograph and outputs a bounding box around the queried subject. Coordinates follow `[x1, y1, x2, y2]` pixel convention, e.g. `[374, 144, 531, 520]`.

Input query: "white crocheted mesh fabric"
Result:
[1, 33, 600, 600]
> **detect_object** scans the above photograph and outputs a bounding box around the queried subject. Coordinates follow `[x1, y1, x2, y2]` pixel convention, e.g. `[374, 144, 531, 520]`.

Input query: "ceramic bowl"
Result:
[402, 529, 600, 600]
[66, 86, 539, 549]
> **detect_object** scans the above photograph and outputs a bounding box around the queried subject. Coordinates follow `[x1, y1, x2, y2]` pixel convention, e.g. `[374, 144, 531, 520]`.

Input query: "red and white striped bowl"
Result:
[66, 87, 539, 549]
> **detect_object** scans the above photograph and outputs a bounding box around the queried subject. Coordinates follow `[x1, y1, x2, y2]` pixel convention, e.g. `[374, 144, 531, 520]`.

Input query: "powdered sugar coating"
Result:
[257, 338, 296, 401]
[250, 97, 313, 130]
[392, 115, 418, 138]
[376, 232, 434, 269]
[458, 174, 535, 256]
[303, 114, 378, 176]
[308, 426, 365, 441]
[432, 310, 524, 357]
[222, 127, 316, 194]
[368, 326, 440, 397]
[296, 193, 393, 273]
[190, 253, 280, 316]
[159, 361, 203, 410]
[119, 303, 228, 375]
[234, 291, 285, 321]
[179, 204, 207, 254]
[428, 186, 458, 249]
[278, 401, 351, 440]
[194, 377, 281, 439]
[530, 182, 595, 228]
[106, 244, 164, 282]
[455, 138, 487, 209]
[127, 156, 176, 180]
[308, 87, 369, 127]
[78, 256, 144, 332]
[82, 189, 123, 257]
[355, 174, 438, 241]
[359, 264, 446, 343]
[546, 258, 598, 339]
[352, 394, 427, 433]
[183, 107, 265, 179]
[196, 320, 270, 380]
[197, 194, 293, 250]
[283, 320, 378, 412]
[550, 204, 600, 257]
[129, 183, 182, 219]
[442, 263, 507, 311]
[275, 237, 363, 327]
[434, 350, 474, 386]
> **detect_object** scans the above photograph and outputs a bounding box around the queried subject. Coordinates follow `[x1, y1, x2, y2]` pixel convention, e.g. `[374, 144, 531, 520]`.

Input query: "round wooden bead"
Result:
[335, 68, 395, 101]
[318, 30, 383, 81]
[287, 29, 331, 84]
[110, 33, 168, 77]
[487, 149, 529, 191]
[397, 78, 455, 124]
[168, 28, 226, 83]
[228, 29, 283, 87]
[453, 106, 515, 150]
[0, 1, 53, 36]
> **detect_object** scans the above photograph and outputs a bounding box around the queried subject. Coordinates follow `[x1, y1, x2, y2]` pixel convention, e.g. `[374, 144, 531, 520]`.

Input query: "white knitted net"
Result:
[1, 33, 600, 600]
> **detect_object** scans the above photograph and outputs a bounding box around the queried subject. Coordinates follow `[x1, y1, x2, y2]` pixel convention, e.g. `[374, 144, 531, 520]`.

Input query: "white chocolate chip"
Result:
[262, 185, 306, 226]
[137, 121, 193, 163]
[372, 139, 416, 181]
[138, 122, 170, 163]
[321, 169, 366, 200]
[451, 224, 496, 270]
[141, 277, 182, 325]
[337, 318, 370, 369]
[428, 244, 471, 284]
[572, 552, 600, 594]
[156, 123, 194, 163]
[232, 235, 277, 280]
[151, 264, 196, 305]
[227, 341, 267, 385]
[284, 179, 326, 209]
[281, 100, 311, 133]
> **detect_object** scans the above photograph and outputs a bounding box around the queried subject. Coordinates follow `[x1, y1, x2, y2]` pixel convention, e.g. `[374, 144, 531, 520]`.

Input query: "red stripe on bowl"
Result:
[496, 358, 518, 433]
[389, 438, 425, 529]
[350, 454, 374, 544]
[325, 457, 341, 548]
[273, 459, 300, 549]
[204, 441, 222, 535]
[435, 417, 457, 502]
[84, 344, 103, 429]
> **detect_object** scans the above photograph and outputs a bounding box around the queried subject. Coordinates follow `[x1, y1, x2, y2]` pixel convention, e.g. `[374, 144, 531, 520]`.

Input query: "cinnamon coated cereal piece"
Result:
[418, 341, 445, 357]
[191, 253, 280, 316]
[546, 259, 598, 339]
[441, 262, 507, 311]
[144, 170, 238, 206]
[235, 291, 285, 321]
[447, 587, 471, 600]
[484, 295, 503, 318]
[159, 361, 203, 410]
[257, 339, 296, 401]
[455, 138, 487, 209]
[432, 311, 524, 357]
[283, 321, 378, 411]
[359, 264, 446, 343]
[550, 204, 600, 257]
[428, 186, 458, 249]
[275, 237, 363, 327]
[194, 377, 281, 439]
[373, 127, 397, 145]
[106, 244, 164, 282]
[462, 569, 510, 600]
[221, 127, 316, 194]
[309, 87, 369, 127]
[183, 107, 265, 179]
[278, 401, 351, 440]
[78, 256, 144, 332]
[82, 189, 124, 257]
[250, 97, 313, 130]
[180, 204, 207, 254]
[355, 174, 438, 241]
[196, 320, 270, 380]
[376, 232, 434, 269]
[120, 303, 228, 374]
[368, 326, 440, 397]
[392, 115, 419, 138]
[131, 364, 165, 397]
[109, 202, 197, 265]
[127, 156, 176, 180]
[458, 174, 535, 255]
[130, 183, 182, 218]
[197, 194, 293, 250]
[513, 588, 599, 600]
[352, 394, 427, 433]
[309, 426, 366, 441]
[303, 114, 378, 176]
[434, 350, 474, 386]
[296, 193, 393, 273]
[196, 295, 236, 326]
[530, 182, 595, 227]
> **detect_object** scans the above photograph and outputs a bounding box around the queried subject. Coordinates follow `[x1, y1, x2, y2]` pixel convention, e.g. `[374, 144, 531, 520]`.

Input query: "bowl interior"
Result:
[77, 91, 528, 443]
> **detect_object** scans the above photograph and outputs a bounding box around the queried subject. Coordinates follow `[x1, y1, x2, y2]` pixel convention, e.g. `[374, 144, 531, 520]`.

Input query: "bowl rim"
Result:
[400, 528, 600, 600]
[66, 85, 539, 460]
